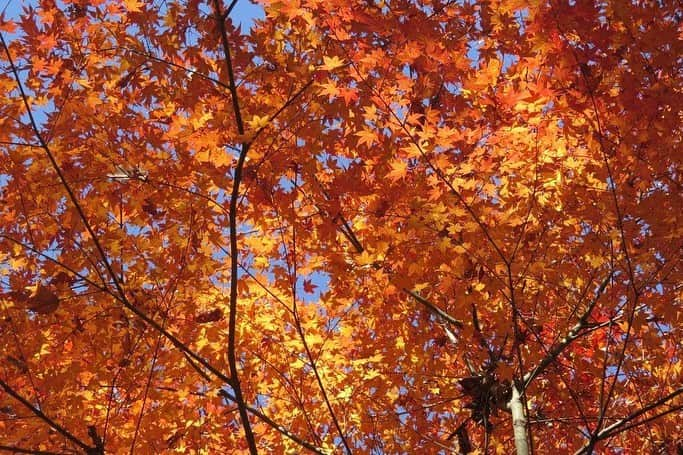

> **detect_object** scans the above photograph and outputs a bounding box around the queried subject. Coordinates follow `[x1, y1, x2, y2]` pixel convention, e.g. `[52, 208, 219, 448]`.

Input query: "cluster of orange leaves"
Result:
[0, 0, 681, 453]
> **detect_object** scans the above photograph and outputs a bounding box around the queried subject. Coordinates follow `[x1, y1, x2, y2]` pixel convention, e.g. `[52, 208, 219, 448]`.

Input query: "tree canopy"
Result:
[0, 0, 681, 453]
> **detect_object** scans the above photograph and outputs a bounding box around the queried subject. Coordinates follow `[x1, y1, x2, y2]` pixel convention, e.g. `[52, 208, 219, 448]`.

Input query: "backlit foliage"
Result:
[0, 0, 681, 453]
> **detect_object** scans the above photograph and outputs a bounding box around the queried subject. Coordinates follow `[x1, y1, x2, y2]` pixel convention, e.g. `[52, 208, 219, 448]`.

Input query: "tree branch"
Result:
[572, 386, 683, 455]
[218, 390, 326, 454]
[523, 271, 613, 389]
[404, 289, 464, 328]
[211, 0, 257, 452]
[0, 378, 95, 453]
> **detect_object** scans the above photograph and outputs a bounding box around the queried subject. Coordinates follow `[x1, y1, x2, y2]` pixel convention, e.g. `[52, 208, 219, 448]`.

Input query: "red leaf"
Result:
[27, 283, 59, 314]
[303, 279, 318, 294]
[195, 309, 223, 324]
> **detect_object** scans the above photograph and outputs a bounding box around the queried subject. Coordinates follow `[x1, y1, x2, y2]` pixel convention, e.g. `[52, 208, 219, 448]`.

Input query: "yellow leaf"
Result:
[320, 56, 345, 71]
[386, 160, 407, 182]
[336, 386, 353, 400]
[356, 250, 376, 266]
[355, 128, 377, 148]
[247, 115, 270, 130]
[124, 0, 143, 13]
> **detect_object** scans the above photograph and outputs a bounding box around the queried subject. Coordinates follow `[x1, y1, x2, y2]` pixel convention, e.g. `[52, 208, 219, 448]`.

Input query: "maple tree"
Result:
[0, 0, 681, 453]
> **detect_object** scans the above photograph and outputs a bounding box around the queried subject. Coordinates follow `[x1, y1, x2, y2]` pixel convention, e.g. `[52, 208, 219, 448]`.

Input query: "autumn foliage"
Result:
[0, 0, 681, 453]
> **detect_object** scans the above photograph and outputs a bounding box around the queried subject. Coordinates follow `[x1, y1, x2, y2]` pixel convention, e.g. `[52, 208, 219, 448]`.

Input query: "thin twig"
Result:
[279, 177, 353, 454]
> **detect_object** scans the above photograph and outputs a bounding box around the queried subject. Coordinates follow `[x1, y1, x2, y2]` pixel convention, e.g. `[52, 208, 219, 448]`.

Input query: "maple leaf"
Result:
[355, 128, 377, 148]
[0, 18, 16, 33]
[302, 279, 318, 294]
[317, 81, 340, 98]
[386, 160, 408, 182]
[319, 55, 345, 71]
[124, 0, 144, 13]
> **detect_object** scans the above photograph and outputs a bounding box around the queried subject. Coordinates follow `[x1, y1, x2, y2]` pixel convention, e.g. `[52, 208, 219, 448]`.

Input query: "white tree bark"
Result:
[510, 383, 529, 455]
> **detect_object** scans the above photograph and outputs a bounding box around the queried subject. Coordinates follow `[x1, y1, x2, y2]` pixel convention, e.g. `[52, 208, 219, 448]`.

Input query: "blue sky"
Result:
[230, 0, 265, 32]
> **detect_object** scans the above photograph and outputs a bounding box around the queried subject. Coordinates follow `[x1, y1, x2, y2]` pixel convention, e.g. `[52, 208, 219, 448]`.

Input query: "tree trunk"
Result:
[510, 383, 529, 455]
